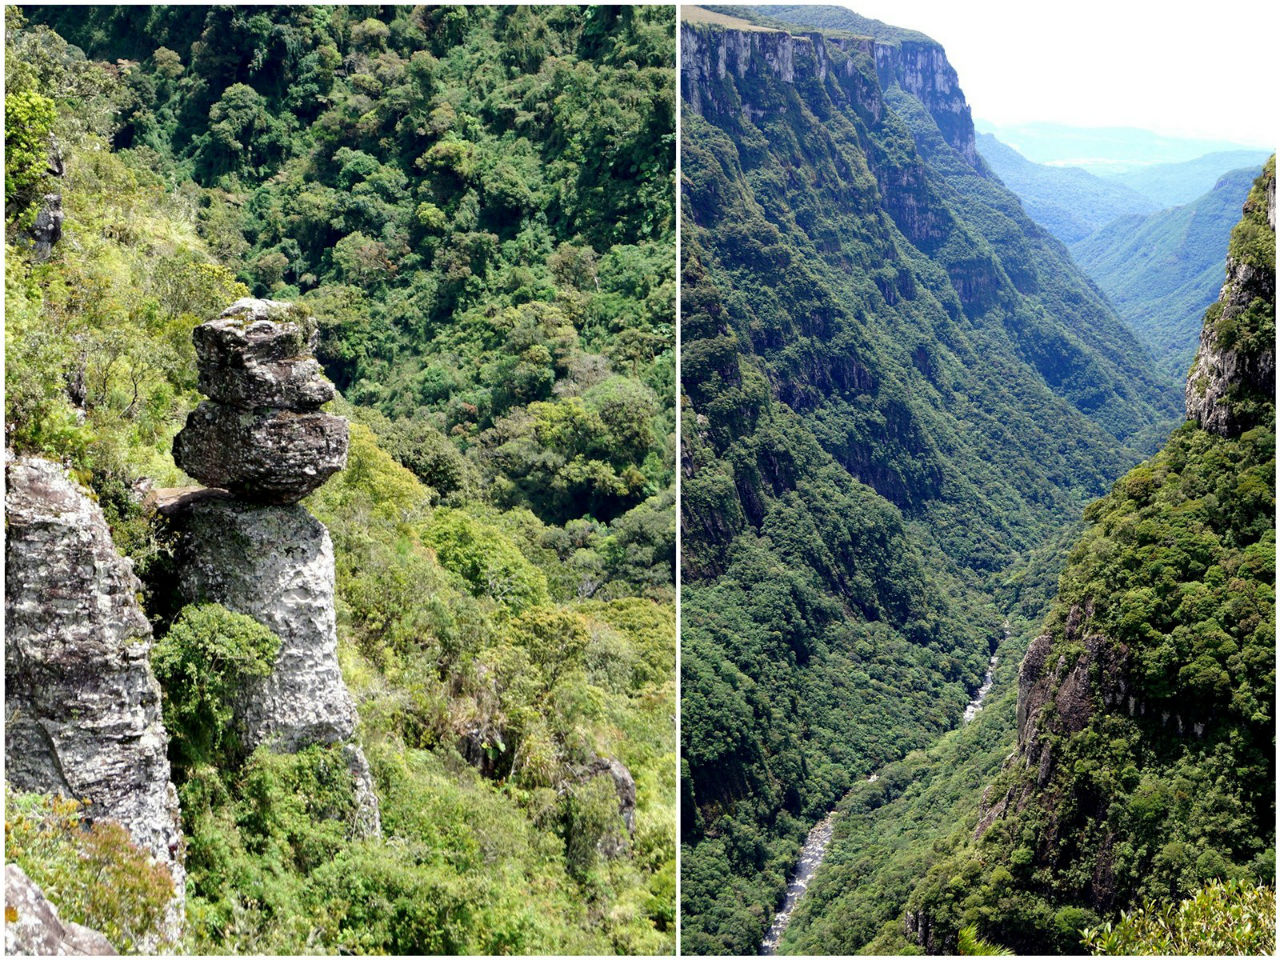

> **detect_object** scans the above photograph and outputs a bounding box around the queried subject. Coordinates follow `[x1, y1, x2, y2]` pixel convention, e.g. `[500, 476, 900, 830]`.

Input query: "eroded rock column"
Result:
[171, 298, 379, 834]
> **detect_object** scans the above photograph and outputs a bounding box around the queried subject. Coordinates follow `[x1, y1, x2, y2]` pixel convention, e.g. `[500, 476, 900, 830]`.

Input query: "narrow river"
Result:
[759, 633, 1005, 955]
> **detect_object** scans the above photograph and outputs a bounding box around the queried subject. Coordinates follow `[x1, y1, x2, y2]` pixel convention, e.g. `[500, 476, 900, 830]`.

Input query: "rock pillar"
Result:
[171, 298, 379, 834]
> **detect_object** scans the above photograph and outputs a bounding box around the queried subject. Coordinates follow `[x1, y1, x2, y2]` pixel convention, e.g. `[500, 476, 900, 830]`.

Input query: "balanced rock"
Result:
[174, 403, 347, 503]
[194, 300, 334, 409]
[173, 298, 347, 503]
[4, 455, 185, 904]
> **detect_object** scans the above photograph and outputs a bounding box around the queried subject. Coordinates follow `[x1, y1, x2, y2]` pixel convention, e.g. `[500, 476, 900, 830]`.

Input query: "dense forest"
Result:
[833, 158, 1274, 956]
[5, 5, 675, 954]
[677, 4, 1185, 954]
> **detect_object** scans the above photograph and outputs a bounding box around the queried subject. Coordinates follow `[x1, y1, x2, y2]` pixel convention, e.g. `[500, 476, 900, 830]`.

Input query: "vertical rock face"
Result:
[169, 299, 379, 834]
[4, 455, 185, 902]
[1185, 158, 1276, 436]
[174, 499, 357, 751]
[874, 42, 977, 167]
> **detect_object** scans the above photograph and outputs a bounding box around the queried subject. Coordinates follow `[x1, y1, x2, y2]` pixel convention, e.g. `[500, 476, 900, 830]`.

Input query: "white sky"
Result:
[794, 0, 1278, 148]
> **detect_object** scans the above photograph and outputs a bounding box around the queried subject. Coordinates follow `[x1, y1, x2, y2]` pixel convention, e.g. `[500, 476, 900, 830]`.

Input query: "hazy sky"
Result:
[812, 0, 1277, 148]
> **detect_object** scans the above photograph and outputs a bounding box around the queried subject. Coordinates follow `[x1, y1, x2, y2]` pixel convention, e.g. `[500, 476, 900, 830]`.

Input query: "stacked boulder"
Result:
[169, 298, 379, 834]
[174, 298, 346, 502]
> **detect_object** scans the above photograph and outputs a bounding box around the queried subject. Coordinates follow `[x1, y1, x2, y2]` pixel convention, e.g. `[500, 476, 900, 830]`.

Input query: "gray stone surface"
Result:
[174, 298, 347, 503]
[172, 497, 381, 835]
[173, 402, 347, 504]
[4, 455, 184, 924]
[194, 300, 334, 410]
[173, 498, 357, 751]
[30, 193, 63, 261]
[4, 864, 117, 956]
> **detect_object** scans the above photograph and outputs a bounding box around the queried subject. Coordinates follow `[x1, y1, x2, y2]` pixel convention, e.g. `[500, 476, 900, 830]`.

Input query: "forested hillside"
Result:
[875, 158, 1275, 956]
[5, 6, 675, 954]
[678, 5, 1181, 953]
[1070, 168, 1256, 379]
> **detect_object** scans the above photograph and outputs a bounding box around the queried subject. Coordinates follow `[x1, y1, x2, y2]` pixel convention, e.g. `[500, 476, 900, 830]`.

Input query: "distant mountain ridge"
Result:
[1107, 150, 1274, 207]
[975, 119, 1270, 174]
[977, 132, 1158, 244]
[1071, 166, 1259, 379]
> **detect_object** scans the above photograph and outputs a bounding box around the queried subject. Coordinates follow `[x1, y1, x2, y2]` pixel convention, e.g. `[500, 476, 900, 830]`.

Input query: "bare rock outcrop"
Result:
[4, 864, 116, 956]
[173, 299, 348, 503]
[4, 454, 184, 917]
[174, 498, 357, 752]
[169, 299, 379, 834]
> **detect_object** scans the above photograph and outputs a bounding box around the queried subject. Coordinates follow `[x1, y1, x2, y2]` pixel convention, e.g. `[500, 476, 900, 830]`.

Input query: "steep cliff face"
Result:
[873, 40, 976, 166]
[4, 455, 185, 916]
[1185, 157, 1276, 436]
[930, 159, 1276, 952]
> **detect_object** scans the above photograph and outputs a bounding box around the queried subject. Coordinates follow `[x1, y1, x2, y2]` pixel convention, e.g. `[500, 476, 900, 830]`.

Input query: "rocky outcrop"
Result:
[4, 864, 116, 956]
[168, 300, 379, 834]
[30, 193, 63, 261]
[174, 299, 348, 503]
[1185, 159, 1276, 436]
[873, 41, 977, 167]
[174, 498, 357, 752]
[4, 455, 184, 918]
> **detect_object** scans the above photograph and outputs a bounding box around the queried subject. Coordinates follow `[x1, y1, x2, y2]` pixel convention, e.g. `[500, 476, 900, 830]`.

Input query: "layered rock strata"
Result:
[170, 299, 378, 834]
[4, 454, 185, 919]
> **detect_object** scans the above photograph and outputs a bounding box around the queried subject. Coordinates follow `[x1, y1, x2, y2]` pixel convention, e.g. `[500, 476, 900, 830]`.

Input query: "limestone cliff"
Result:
[4, 454, 185, 917]
[1185, 157, 1276, 436]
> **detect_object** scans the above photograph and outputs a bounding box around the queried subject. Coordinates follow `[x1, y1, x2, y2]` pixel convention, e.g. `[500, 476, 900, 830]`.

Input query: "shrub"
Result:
[152, 603, 281, 770]
[5, 789, 175, 953]
[1082, 878, 1276, 955]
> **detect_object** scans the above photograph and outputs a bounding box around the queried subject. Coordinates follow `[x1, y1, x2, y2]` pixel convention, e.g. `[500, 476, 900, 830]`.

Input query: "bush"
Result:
[1082, 879, 1276, 955]
[5, 789, 175, 953]
[152, 603, 281, 770]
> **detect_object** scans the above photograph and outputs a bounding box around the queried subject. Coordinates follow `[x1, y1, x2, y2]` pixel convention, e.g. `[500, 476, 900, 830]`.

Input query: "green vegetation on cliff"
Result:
[807, 161, 1275, 957]
[678, 7, 1180, 954]
[5, 7, 674, 954]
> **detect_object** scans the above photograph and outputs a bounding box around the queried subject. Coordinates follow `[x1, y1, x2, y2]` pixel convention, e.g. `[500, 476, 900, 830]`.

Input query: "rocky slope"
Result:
[4, 864, 116, 956]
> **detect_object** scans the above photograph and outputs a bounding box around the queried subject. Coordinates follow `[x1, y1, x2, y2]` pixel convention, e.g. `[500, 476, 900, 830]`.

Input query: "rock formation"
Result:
[174, 299, 347, 503]
[168, 298, 379, 834]
[30, 192, 63, 261]
[4, 864, 116, 956]
[1185, 158, 1276, 437]
[4, 454, 185, 922]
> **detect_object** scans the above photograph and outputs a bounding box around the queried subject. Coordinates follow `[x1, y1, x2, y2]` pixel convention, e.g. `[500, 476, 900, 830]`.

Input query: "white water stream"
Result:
[759, 629, 1006, 954]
